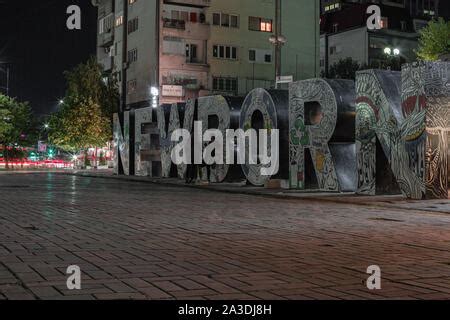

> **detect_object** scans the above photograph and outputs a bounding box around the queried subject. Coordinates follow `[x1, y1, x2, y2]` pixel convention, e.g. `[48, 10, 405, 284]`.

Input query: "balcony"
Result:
[163, 0, 211, 8]
[162, 20, 210, 40]
[163, 18, 185, 30]
[99, 32, 114, 47]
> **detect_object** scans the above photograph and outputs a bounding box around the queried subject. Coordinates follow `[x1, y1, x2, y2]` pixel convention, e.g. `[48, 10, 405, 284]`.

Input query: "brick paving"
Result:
[0, 172, 450, 300]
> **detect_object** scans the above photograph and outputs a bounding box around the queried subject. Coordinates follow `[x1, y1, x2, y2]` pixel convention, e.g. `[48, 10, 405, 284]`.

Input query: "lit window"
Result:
[249, 17, 272, 32]
[115, 15, 123, 27]
[380, 17, 388, 29]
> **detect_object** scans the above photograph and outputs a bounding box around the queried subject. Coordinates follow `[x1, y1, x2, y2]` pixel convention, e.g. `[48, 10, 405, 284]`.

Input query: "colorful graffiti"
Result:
[289, 79, 356, 191]
[113, 62, 449, 199]
[355, 62, 449, 199]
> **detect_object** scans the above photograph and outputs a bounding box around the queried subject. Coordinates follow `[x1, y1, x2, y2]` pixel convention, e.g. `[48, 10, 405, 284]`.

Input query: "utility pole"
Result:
[275, 0, 281, 87]
[270, 0, 286, 89]
[121, 0, 128, 113]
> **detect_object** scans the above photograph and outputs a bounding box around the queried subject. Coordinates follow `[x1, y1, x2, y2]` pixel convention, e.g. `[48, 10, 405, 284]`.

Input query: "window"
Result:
[380, 17, 388, 29]
[190, 12, 198, 23]
[186, 44, 198, 63]
[128, 48, 138, 63]
[260, 19, 272, 32]
[213, 45, 238, 60]
[221, 13, 230, 27]
[213, 77, 238, 92]
[162, 36, 184, 55]
[171, 10, 180, 20]
[128, 17, 139, 34]
[180, 11, 189, 22]
[231, 47, 237, 59]
[248, 48, 272, 63]
[213, 13, 220, 25]
[213, 13, 239, 28]
[400, 20, 407, 31]
[249, 16, 272, 32]
[330, 46, 336, 55]
[115, 15, 123, 27]
[230, 15, 239, 28]
[332, 23, 338, 33]
[249, 49, 256, 62]
[99, 14, 114, 34]
[127, 80, 137, 94]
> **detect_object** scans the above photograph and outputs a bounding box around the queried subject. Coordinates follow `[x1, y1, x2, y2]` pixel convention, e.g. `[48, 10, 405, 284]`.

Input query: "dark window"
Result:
[221, 13, 230, 27]
[249, 50, 256, 61]
[213, 13, 220, 25]
[232, 47, 237, 59]
[264, 54, 271, 63]
[231, 15, 239, 28]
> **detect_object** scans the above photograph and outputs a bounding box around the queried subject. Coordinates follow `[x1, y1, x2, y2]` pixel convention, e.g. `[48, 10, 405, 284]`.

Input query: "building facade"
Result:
[93, 0, 320, 109]
[319, 0, 448, 75]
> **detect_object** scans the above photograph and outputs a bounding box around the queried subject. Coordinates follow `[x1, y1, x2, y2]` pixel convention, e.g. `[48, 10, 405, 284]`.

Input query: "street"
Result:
[0, 173, 450, 300]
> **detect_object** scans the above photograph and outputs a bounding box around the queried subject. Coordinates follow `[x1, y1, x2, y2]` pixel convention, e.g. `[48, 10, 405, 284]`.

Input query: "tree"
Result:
[416, 18, 450, 61]
[0, 94, 34, 168]
[63, 56, 119, 117]
[324, 56, 405, 80]
[48, 57, 119, 168]
[327, 58, 362, 80]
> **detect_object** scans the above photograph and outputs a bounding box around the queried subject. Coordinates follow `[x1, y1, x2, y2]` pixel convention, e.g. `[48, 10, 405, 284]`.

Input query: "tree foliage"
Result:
[0, 94, 34, 146]
[416, 18, 450, 61]
[325, 56, 405, 80]
[327, 58, 362, 80]
[48, 57, 119, 152]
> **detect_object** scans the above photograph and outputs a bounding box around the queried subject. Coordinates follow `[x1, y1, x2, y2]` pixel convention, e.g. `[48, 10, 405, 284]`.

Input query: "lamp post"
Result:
[383, 47, 401, 70]
[269, 0, 287, 89]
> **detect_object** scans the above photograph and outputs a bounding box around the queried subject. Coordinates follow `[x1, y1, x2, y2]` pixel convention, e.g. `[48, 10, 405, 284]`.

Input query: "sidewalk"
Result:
[61, 169, 450, 215]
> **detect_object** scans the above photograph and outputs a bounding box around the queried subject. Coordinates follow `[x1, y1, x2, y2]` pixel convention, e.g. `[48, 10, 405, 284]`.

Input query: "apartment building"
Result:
[93, 0, 319, 109]
[319, 0, 447, 75]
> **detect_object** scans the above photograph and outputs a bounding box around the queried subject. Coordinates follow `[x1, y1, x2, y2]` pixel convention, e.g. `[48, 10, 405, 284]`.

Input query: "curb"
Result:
[56, 171, 450, 215]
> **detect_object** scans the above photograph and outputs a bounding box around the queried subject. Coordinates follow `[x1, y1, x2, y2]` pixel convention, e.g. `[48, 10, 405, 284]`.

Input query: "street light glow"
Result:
[151, 86, 159, 97]
[393, 48, 400, 56]
[384, 47, 392, 55]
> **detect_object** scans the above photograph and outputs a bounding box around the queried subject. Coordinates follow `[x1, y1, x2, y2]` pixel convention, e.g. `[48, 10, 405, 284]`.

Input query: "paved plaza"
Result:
[0, 172, 450, 300]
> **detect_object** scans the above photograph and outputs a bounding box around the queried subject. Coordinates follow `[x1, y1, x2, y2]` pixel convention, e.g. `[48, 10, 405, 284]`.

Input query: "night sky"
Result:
[0, 0, 97, 116]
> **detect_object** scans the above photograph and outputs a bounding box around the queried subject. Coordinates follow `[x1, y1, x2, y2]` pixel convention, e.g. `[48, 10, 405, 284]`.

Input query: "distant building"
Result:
[319, 0, 447, 75]
[93, 0, 320, 110]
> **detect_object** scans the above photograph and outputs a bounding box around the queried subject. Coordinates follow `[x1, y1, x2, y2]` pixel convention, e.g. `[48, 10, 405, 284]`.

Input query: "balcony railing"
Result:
[163, 18, 186, 30]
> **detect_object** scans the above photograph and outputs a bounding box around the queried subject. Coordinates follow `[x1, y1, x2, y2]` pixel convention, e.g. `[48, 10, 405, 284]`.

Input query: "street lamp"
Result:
[151, 86, 159, 108]
[384, 47, 400, 57]
[59, 99, 64, 105]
